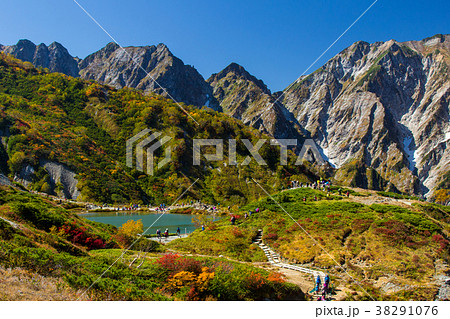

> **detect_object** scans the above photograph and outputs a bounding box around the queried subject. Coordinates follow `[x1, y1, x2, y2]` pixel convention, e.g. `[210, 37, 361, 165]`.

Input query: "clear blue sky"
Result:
[1, 0, 448, 91]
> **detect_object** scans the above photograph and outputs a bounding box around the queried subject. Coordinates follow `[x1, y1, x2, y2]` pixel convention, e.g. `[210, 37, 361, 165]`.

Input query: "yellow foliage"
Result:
[196, 268, 215, 292]
[434, 189, 450, 204]
[118, 219, 143, 237]
[166, 267, 214, 293]
[167, 271, 196, 289]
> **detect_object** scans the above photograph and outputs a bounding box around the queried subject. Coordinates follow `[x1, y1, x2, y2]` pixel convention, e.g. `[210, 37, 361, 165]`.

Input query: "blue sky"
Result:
[1, 0, 448, 91]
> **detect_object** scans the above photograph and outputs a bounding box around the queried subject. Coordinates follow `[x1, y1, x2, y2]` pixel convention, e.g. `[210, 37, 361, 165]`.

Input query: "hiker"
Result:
[164, 228, 169, 238]
[230, 216, 236, 225]
[346, 191, 350, 198]
[338, 188, 342, 196]
[201, 224, 205, 231]
[255, 208, 259, 213]
[322, 274, 330, 298]
[156, 229, 161, 241]
[245, 212, 248, 219]
[177, 227, 181, 237]
[309, 274, 322, 295]
[303, 197, 307, 202]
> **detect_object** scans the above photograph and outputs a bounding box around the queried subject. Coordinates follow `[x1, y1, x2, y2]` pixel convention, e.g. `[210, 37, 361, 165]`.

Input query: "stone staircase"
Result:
[253, 229, 325, 281]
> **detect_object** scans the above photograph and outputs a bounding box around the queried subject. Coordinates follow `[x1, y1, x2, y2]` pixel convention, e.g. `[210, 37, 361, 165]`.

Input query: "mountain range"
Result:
[1, 34, 449, 198]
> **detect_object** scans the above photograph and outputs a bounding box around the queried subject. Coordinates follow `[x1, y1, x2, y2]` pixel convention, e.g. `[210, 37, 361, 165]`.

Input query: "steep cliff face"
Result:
[208, 63, 304, 139]
[1, 39, 79, 77]
[79, 42, 219, 110]
[282, 34, 450, 196]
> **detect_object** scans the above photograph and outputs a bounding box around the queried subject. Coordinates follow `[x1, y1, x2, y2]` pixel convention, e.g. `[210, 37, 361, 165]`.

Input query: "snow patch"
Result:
[403, 136, 416, 172]
[321, 147, 337, 168]
[444, 132, 450, 143]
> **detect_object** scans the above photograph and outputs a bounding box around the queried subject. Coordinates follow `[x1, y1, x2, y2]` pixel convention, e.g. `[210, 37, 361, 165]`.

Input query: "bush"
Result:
[13, 202, 64, 231]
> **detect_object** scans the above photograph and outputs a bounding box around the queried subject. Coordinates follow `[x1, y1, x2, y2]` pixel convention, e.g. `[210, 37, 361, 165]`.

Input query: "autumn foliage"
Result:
[57, 221, 105, 250]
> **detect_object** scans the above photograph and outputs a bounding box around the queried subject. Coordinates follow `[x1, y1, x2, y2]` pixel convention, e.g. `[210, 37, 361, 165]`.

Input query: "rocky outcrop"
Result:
[282, 34, 450, 196]
[41, 160, 80, 200]
[208, 63, 304, 139]
[1, 39, 79, 77]
[79, 42, 220, 110]
[0, 173, 12, 186]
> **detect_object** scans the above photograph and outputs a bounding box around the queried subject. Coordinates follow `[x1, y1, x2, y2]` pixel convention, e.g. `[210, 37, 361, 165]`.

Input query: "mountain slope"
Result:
[1, 39, 79, 77]
[282, 34, 450, 196]
[207, 63, 304, 140]
[79, 42, 220, 110]
[1, 40, 219, 110]
[0, 52, 317, 205]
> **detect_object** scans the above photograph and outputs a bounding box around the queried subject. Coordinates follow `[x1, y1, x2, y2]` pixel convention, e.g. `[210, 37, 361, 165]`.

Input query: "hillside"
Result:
[169, 186, 450, 300]
[0, 186, 302, 300]
[0, 52, 318, 205]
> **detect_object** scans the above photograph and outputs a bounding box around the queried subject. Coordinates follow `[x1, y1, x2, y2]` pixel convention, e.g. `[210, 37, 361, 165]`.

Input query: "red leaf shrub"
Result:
[263, 233, 278, 241]
[245, 271, 265, 290]
[231, 227, 244, 238]
[156, 253, 202, 275]
[58, 221, 105, 250]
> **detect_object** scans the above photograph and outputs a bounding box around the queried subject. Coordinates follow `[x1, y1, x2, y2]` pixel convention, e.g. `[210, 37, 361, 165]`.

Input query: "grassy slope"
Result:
[0, 186, 303, 300]
[169, 187, 450, 300]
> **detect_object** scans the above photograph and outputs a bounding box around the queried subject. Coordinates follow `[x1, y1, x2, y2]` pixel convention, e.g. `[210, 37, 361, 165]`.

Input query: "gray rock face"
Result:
[282, 34, 450, 196]
[0, 173, 12, 186]
[79, 42, 220, 110]
[2, 39, 79, 77]
[208, 63, 304, 139]
[41, 160, 80, 200]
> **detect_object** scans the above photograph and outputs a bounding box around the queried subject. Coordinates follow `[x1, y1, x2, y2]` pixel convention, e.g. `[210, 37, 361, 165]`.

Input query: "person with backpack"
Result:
[176, 227, 181, 237]
[322, 274, 330, 299]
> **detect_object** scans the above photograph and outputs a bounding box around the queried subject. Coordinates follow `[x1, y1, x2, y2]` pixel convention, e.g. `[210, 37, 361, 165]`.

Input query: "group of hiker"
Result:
[289, 179, 351, 199]
[290, 179, 333, 191]
[311, 274, 331, 301]
[156, 227, 181, 239]
[230, 208, 259, 225]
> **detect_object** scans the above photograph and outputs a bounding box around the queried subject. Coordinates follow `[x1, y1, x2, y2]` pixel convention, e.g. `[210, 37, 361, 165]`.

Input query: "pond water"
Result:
[81, 211, 217, 235]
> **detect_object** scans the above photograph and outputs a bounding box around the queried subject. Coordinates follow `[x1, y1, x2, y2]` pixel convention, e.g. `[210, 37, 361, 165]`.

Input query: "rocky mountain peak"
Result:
[79, 42, 219, 109]
[1, 39, 79, 77]
[209, 62, 270, 95]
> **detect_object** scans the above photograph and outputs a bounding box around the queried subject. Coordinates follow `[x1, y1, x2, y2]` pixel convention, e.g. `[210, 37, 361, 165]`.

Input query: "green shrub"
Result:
[13, 202, 65, 231]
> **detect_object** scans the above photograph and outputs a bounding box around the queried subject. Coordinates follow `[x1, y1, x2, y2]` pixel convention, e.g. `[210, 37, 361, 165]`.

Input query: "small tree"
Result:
[9, 151, 26, 173]
[434, 189, 450, 205]
[118, 219, 144, 237]
[115, 219, 144, 248]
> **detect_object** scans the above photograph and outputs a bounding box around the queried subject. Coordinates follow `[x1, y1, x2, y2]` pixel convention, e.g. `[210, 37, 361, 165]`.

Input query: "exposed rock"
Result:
[79, 42, 220, 110]
[282, 34, 450, 196]
[41, 160, 80, 200]
[2, 39, 79, 77]
[14, 165, 35, 188]
[0, 173, 12, 186]
[208, 63, 304, 140]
